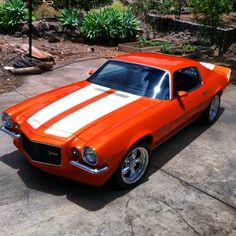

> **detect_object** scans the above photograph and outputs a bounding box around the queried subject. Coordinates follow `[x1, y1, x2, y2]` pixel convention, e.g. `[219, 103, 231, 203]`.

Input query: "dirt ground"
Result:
[0, 35, 122, 94]
[0, 34, 235, 94]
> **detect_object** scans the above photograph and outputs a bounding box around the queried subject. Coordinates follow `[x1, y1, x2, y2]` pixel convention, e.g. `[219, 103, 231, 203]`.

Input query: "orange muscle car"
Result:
[0, 53, 231, 188]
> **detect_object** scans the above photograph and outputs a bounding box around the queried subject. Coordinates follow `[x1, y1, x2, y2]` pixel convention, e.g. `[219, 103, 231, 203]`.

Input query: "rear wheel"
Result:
[115, 143, 150, 189]
[202, 94, 221, 124]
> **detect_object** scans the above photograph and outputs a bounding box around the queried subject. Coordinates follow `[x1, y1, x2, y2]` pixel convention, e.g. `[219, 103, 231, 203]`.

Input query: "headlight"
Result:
[82, 147, 98, 166]
[1, 112, 13, 128]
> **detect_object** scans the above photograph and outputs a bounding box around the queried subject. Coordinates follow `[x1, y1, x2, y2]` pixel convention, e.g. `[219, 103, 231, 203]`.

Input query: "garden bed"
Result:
[162, 45, 215, 59]
[118, 39, 214, 59]
[118, 39, 173, 53]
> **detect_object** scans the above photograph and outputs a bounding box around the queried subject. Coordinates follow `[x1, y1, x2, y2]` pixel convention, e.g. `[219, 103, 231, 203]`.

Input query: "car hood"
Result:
[22, 81, 161, 142]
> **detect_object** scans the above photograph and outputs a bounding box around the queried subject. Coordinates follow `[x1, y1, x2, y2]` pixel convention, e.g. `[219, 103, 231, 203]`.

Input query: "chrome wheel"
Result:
[121, 147, 149, 184]
[209, 95, 220, 121]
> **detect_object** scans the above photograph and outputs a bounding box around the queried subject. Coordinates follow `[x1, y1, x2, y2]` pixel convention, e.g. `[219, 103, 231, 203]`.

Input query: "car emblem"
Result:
[48, 151, 59, 157]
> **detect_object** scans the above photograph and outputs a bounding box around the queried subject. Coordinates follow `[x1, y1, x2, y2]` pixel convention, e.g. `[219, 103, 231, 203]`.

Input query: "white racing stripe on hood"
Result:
[45, 91, 140, 138]
[27, 84, 110, 129]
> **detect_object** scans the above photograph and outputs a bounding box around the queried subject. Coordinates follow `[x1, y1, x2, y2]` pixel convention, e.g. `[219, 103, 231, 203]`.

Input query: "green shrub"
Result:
[189, 0, 233, 28]
[130, 0, 184, 19]
[78, 0, 113, 11]
[111, 1, 125, 11]
[81, 8, 140, 44]
[54, 0, 112, 11]
[59, 7, 80, 30]
[0, 0, 30, 30]
[129, 0, 156, 18]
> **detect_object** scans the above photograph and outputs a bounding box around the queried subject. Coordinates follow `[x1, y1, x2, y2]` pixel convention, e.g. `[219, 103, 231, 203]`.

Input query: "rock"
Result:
[43, 30, 56, 39]
[223, 42, 236, 68]
[71, 37, 83, 43]
[22, 24, 29, 34]
[13, 31, 22, 38]
[48, 22, 59, 31]
[48, 36, 60, 43]
[31, 21, 51, 37]
[57, 25, 64, 34]
[70, 29, 81, 38]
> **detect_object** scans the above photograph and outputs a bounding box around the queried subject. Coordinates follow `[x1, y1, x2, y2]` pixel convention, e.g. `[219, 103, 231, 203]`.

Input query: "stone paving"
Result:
[0, 58, 235, 236]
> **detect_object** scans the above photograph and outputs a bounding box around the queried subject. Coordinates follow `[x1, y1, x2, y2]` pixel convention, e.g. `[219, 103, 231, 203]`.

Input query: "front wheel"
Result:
[114, 143, 151, 189]
[202, 94, 221, 124]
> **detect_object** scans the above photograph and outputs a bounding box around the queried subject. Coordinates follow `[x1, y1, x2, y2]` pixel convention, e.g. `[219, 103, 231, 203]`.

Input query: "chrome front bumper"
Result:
[0, 125, 20, 139]
[70, 160, 109, 174]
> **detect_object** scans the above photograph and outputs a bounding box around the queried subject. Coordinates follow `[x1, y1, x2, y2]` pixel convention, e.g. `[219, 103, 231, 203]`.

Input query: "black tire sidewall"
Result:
[114, 142, 151, 189]
[205, 94, 221, 124]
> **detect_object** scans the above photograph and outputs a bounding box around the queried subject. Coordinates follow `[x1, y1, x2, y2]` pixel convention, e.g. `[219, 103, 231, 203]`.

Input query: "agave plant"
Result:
[59, 7, 80, 30]
[120, 11, 141, 39]
[81, 8, 140, 44]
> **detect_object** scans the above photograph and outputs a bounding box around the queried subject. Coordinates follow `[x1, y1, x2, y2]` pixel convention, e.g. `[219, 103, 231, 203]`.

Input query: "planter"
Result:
[161, 45, 214, 59]
[118, 40, 172, 53]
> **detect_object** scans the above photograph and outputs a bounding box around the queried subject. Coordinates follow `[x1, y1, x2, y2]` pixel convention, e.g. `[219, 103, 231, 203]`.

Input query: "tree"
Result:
[189, 0, 233, 29]
[175, 0, 187, 19]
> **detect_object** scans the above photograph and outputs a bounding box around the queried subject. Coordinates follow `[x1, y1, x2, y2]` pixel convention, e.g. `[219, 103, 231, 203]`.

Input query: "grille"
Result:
[21, 132, 61, 166]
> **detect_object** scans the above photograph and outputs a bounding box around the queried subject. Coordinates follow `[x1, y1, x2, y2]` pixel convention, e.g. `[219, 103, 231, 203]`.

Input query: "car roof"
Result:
[113, 52, 200, 73]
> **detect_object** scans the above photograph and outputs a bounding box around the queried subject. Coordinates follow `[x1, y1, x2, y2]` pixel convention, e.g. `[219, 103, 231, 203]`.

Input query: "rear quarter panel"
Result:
[199, 65, 229, 99]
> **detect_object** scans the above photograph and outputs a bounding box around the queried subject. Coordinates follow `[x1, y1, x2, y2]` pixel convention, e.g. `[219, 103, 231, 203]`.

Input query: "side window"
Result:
[173, 67, 202, 97]
[145, 72, 170, 100]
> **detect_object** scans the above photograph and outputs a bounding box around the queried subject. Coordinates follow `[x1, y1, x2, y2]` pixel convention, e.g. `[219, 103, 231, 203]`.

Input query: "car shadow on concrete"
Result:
[0, 108, 224, 211]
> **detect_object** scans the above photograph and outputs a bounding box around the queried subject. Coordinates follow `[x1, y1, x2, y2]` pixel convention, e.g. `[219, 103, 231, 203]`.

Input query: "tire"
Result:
[114, 143, 151, 189]
[202, 94, 221, 124]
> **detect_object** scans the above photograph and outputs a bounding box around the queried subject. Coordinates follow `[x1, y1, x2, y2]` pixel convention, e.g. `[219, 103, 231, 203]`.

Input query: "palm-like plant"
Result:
[81, 8, 140, 44]
[0, 0, 28, 30]
[59, 7, 80, 30]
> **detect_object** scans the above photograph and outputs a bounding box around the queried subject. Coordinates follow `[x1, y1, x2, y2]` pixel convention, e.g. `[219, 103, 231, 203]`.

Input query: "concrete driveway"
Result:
[0, 58, 235, 236]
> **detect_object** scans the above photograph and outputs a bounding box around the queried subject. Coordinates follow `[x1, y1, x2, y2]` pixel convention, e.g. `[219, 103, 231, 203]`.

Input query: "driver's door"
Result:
[170, 67, 208, 130]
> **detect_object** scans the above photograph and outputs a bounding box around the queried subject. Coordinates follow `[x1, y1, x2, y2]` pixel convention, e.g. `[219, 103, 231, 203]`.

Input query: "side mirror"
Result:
[88, 69, 95, 75]
[177, 91, 188, 98]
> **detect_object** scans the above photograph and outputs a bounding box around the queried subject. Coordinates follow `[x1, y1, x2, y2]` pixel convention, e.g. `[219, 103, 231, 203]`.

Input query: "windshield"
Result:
[88, 60, 170, 100]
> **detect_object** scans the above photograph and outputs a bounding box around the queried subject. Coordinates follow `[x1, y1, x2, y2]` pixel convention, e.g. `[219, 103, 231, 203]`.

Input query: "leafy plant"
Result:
[158, 0, 176, 16]
[111, 1, 125, 11]
[54, 0, 112, 11]
[174, 0, 187, 19]
[181, 44, 198, 53]
[129, 0, 156, 18]
[137, 36, 163, 47]
[189, 0, 233, 29]
[160, 41, 172, 53]
[81, 8, 141, 44]
[130, 0, 180, 18]
[0, 0, 34, 30]
[59, 7, 80, 30]
[78, 0, 113, 11]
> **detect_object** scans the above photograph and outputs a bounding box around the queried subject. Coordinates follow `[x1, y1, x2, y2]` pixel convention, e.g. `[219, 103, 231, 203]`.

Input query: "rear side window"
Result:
[173, 67, 202, 96]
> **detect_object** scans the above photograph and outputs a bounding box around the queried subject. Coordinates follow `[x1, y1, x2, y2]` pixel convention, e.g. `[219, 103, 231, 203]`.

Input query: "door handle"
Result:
[203, 90, 208, 96]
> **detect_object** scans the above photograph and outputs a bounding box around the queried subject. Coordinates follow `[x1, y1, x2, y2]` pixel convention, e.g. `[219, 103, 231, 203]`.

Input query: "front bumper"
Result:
[0, 125, 20, 139]
[13, 133, 113, 186]
[70, 161, 109, 174]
